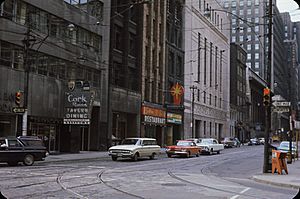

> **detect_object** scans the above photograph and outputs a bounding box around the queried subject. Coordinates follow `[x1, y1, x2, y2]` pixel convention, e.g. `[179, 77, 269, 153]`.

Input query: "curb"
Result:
[36, 157, 106, 164]
[252, 176, 300, 190]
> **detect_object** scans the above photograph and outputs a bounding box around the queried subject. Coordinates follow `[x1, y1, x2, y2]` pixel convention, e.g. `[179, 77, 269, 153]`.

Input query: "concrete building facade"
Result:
[108, 0, 143, 145]
[140, 0, 167, 146]
[183, 0, 231, 141]
[229, 43, 249, 142]
[0, 0, 110, 152]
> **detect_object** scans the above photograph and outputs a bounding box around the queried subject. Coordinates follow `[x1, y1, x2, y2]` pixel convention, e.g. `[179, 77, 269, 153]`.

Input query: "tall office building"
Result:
[225, 0, 285, 94]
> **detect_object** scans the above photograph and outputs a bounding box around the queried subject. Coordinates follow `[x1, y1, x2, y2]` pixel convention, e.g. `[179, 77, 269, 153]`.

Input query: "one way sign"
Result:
[12, 107, 26, 113]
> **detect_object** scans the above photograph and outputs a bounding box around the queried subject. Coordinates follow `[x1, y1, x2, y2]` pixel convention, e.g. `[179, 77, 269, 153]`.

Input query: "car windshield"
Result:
[201, 139, 212, 144]
[177, 141, 192, 146]
[121, 139, 138, 145]
[279, 142, 296, 149]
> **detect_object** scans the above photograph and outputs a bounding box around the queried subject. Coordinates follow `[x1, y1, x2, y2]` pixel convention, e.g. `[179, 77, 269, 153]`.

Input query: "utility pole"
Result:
[190, 85, 197, 138]
[22, 17, 35, 136]
[263, 0, 273, 173]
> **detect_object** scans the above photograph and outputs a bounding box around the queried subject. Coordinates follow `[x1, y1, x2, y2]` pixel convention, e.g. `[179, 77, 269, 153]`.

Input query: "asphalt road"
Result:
[0, 145, 298, 199]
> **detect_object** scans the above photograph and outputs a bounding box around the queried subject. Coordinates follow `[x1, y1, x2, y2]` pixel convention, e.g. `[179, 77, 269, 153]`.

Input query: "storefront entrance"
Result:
[30, 123, 59, 153]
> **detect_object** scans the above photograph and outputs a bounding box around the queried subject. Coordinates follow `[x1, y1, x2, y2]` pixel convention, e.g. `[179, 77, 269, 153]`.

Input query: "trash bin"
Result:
[272, 149, 288, 175]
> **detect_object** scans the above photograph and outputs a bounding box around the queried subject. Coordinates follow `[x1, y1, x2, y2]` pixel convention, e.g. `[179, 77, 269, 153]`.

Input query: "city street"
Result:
[0, 145, 298, 199]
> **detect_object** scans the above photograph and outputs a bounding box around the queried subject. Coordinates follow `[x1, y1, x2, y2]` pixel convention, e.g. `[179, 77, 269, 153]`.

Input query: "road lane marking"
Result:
[230, 187, 251, 199]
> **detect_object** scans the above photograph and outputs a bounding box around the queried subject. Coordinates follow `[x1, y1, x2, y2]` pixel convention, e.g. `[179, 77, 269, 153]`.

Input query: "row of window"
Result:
[0, 41, 101, 87]
[2, 0, 103, 53]
[197, 34, 223, 92]
[232, 34, 261, 43]
[195, 120, 221, 138]
[63, 0, 104, 20]
[195, 91, 223, 109]
[225, 0, 260, 8]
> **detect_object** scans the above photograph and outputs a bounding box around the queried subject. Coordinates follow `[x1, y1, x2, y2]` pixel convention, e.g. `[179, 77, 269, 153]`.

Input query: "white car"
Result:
[197, 138, 224, 154]
[108, 138, 161, 161]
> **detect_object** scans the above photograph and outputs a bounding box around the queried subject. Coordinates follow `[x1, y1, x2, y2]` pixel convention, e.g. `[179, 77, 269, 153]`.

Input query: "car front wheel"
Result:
[150, 153, 157, 160]
[112, 156, 118, 161]
[23, 154, 34, 166]
[132, 153, 139, 161]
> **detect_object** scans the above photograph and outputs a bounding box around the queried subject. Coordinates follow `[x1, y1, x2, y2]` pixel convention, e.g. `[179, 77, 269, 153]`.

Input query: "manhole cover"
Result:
[162, 183, 186, 187]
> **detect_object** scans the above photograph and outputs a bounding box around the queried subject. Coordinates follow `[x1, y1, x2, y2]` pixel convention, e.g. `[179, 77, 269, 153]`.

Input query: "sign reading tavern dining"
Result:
[64, 81, 92, 125]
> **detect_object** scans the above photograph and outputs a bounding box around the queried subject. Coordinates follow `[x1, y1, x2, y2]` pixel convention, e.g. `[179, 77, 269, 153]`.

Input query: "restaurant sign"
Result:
[64, 90, 92, 125]
[141, 105, 166, 125]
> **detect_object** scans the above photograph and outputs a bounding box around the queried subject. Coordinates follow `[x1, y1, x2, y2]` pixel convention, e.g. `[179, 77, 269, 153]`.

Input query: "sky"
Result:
[277, 0, 300, 22]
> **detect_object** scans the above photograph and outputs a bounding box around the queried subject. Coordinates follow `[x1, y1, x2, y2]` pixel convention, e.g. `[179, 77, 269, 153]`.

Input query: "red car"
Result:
[166, 140, 201, 158]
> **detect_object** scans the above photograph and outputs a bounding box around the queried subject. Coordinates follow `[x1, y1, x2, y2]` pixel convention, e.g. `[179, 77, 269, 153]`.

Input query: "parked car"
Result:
[258, 138, 265, 145]
[166, 140, 201, 158]
[248, 138, 260, 146]
[221, 137, 235, 148]
[108, 138, 161, 161]
[0, 136, 47, 166]
[233, 138, 241, 147]
[196, 138, 224, 154]
[277, 141, 297, 157]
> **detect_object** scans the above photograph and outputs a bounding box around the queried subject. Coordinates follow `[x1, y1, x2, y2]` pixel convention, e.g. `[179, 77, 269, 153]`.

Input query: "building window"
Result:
[239, 36, 244, 42]
[255, 44, 259, 50]
[204, 121, 206, 136]
[115, 25, 123, 51]
[210, 42, 213, 86]
[247, 0, 251, 6]
[255, 53, 259, 59]
[255, 62, 259, 68]
[129, 33, 136, 56]
[232, 36, 236, 42]
[204, 38, 207, 85]
[198, 33, 201, 82]
[224, 1, 229, 8]
[247, 53, 251, 60]
[247, 9, 251, 15]
[247, 44, 251, 50]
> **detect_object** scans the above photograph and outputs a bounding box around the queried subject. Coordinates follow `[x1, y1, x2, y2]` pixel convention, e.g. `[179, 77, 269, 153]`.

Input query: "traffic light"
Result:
[15, 91, 21, 106]
[263, 87, 270, 107]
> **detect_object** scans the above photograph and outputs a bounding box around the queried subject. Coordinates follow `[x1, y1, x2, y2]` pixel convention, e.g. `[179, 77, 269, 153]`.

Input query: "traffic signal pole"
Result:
[22, 22, 31, 136]
[263, 0, 273, 173]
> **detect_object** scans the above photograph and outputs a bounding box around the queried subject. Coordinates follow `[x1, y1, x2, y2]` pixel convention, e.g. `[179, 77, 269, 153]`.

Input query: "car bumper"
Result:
[109, 152, 133, 158]
[167, 151, 189, 156]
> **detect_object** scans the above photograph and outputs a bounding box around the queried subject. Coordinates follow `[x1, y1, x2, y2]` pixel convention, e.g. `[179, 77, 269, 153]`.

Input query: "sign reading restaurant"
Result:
[141, 105, 166, 125]
[64, 81, 92, 125]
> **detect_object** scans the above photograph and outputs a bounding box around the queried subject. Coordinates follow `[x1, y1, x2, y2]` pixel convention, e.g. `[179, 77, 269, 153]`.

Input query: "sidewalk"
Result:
[42, 151, 108, 163]
[43, 148, 167, 163]
[253, 159, 300, 189]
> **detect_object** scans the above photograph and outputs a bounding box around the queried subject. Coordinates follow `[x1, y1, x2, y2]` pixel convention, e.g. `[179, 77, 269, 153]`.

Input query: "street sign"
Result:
[273, 107, 289, 113]
[272, 101, 291, 107]
[12, 107, 26, 113]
